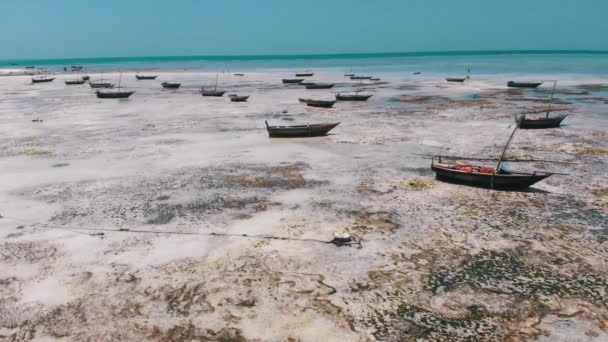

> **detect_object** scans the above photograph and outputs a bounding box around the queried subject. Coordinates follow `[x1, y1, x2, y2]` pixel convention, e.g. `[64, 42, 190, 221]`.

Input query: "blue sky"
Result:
[1, 0, 606, 59]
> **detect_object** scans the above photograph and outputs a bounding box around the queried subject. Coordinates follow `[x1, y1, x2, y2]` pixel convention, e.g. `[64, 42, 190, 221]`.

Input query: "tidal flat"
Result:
[0, 70, 607, 341]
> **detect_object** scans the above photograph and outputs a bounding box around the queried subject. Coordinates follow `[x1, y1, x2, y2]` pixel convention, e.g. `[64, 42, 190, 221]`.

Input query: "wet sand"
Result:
[0, 70, 607, 341]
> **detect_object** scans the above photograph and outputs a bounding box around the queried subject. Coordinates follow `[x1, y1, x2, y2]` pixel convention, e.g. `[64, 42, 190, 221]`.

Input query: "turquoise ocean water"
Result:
[1, 50, 607, 77]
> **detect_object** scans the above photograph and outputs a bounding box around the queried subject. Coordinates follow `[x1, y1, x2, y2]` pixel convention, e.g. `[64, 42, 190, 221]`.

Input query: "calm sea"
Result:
[1, 50, 607, 77]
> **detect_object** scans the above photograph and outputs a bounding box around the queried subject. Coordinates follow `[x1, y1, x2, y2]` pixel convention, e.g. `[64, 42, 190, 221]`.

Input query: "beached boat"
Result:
[32, 76, 55, 83]
[430, 126, 552, 189]
[299, 98, 336, 108]
[65, 79, 86, 85]
[135, 74, 158, 80]
[296, 72, 314, 77]
[446, 77, 467, 83]
[515, 113, 568, 129]
[344, 73, 355, 77]
[431, 161, 552, 189]
[233, 73, 245, 76]
[96, 90, 135, 99]
[229, 94, 249, 102]
[370, 78, 381, 81]
[350, 76, 372, 80]
[282, 78, 305, 84]
[305, 83, 335, 89]
[82, 75, 90, 81]
[299, 82, 316, 86]
[71, 65, 83, 71]
[202, 73, 226, 96]
[265, 120, 339, 138]
[161, 82, 181, 89]
[335, 93, 373, 101]
[90, 81, 114, 88]
[507, 81, 543, 88]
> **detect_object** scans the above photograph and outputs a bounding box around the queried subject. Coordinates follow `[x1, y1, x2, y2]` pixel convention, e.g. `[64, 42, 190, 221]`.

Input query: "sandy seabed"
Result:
[0, 70, 607, 341]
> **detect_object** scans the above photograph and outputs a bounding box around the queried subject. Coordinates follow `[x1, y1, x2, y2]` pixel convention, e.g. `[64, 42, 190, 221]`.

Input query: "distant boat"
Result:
[305, 83, 335, 89]
[295, 72, 314, 77]
[71, 66, 83, 71]
[344, 73, 355, 77]
[89, 72, 113, 88]
[298, 98, 336, 108]
[299, 82, 316, 86]
[282, 78, 305, 84]
[81, 75, 90, 81]
[32, 76, 55, 83]
[96, 72, 134, 99]
[161, 82, 181, 89]
[265, 120, 339, 138]
[413, 72, 421, 75]
[335, 93, 373, 101]
[135, 74, 158, 80]
[507, 81, 543, 88]
[233, 73, 245, 76]
[65, 79, 86, 85]
[202, 73, 226, 96]
[229, 94, 249, 102]
[350, 76, 372, 80]
[446, 68, 471, 83]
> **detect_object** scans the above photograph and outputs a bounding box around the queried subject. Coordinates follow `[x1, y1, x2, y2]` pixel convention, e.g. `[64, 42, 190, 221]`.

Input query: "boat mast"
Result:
[496, 126, 518, 171]
[214, 73, 219, 91]
[546, 80, 557, 118]
[118, 72, 122, 89]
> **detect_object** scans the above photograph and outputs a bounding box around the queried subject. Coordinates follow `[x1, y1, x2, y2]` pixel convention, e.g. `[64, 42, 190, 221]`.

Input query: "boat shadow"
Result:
[437, 178, 552, 194]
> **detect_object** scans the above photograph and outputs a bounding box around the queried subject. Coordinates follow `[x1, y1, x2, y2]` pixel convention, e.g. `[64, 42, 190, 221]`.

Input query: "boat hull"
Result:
[266, 123, 339, 138]
[350, 76, 371, 80]
[161, 82, 181, 89]
[136, 75, 158, 80]
[90, 83, 114, 88]
[446, 78, 466, 82]
[516, 115, 568, 129]
[432, 165, 551, 189]
[202, 90, 226, 96]
[96, 91, 135, 99]
[305, 83, 335, 89]
[296, 73, 314, 77]
[508, 81, 543, 88]
[335, 94, 372, 101]
[32, 78, 55, 83]
[229, 95, 249, 102]
[299, 98, 336, 108]
[282, 79, 305, 84]
[65, 80, 86, 85]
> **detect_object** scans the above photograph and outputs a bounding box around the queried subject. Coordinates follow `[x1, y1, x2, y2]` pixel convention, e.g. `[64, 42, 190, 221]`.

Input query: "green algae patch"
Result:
[399, 178, 434, 190]
[429, 251, 608, 307]
[12, 149, 53, 156]
[592, 188, 608, 199]
[457, 204, 481, 217]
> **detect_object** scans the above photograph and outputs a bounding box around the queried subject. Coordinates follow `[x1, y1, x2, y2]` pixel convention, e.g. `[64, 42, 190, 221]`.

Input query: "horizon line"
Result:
[2, 49, 608, 63]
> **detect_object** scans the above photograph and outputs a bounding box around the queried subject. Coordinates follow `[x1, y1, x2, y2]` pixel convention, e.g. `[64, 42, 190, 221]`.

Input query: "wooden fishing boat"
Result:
[282, 78, 305, 84]
[265, 120, 339, 138]
[446, 77, 467, 82]
[431, 160, 552, 190]
[202, 73, 226, 96]
[370, 78, 381, 81]
[96, 90, 134, 99]
[161, 82, 181, 89]
[305, 83, 335, 89]
[229, 94, 249, 102]
[515, 112, 568, 129]
[233, 73, 245, 76]
[430, 126, 552, 189]
[32, 76, 55, 83]
[65, 79, 86, 85]
[335, 93, 373, 101]
[299, 98, 336, 108]
[202, 89, 226, 96]
[90, 81, 114, 88]
[296, 72, 314, 77]
[136, 74, 158, 80]
[344, 73, 355, 77]
[82, 75, 90, 81]
[508, 81, 543, 88]
[350, 76, 372, 80]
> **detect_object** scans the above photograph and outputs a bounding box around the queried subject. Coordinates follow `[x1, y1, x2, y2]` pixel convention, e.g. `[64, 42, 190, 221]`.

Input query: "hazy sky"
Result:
[1, 0, 606, 59]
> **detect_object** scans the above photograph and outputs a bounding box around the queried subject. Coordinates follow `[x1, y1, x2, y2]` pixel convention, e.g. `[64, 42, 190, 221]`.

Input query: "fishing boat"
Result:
[229, 94, 249, 102]
[32, 76, 55, 83]
[508, 81, 543, 88]
[296, 72, 314, 77]
[82, 75, 90, 81]
[515, 112, 568, 129]
[446, 68, 471, 82]
[282, 78, 305, 84]
[305, 83, 335, 89]
[265, 120, 339, 138]
[335, 93, 373, 101]
[515, 81, 568, 128]
[430, 127, 553, 189]
[65, 79, 86, 85]
[96, 72, 134, 99]
[136, 74, 158, 80]
[202, 73, 226, 96]
[299, 82, 316, 86]
[89, 72, 114, 88]
[161, 82, 181, 89]
[299, 98, 336, 108]
[344, 73, 355, 77]
[71, 65, 83, 71]
[233, 73, 245, 76]
[350, 76, 372, 80]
